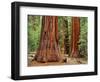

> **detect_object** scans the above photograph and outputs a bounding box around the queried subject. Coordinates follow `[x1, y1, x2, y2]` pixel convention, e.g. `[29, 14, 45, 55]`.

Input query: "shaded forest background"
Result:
[28, 15, 88, 60]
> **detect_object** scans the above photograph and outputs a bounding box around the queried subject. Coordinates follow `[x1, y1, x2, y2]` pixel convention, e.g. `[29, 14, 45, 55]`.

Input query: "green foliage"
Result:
[58, 16, 72, 54]
[28, 16, 41, 52]
[79, 17, 88, 57]
[58, 16, 64, 48]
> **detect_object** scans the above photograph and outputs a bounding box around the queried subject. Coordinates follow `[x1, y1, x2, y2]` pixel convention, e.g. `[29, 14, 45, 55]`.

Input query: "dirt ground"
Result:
[28, 53, 87, 67]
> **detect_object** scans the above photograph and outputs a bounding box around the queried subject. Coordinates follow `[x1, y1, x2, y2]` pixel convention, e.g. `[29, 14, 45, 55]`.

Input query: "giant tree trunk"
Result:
[35, 16, 62, 62]
[71, 17, 80, 58]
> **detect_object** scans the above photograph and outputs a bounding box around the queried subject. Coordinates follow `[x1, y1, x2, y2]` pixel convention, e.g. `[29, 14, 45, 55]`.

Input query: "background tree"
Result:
[62, 17, 69, 55]
[58, 16, 69, 55]
[71, 17, 80, 58]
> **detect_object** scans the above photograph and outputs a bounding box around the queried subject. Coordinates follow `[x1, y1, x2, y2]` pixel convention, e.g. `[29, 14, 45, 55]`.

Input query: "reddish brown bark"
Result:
[71, 17, 80, 58]
[35, 16, 62, 62]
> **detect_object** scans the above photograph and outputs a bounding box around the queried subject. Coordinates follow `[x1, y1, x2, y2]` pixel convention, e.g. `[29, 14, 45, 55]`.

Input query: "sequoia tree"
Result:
[71, 17, 80, 58]
[35, 16, 63, 62]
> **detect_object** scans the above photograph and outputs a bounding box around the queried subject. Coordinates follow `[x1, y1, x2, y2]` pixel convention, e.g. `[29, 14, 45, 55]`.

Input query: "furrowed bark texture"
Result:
[35, 16, 62, 62]
[71, 17, 80, 58]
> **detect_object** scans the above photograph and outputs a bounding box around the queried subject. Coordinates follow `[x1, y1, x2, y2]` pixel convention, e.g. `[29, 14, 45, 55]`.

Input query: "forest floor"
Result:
[28, 53, 87, 67]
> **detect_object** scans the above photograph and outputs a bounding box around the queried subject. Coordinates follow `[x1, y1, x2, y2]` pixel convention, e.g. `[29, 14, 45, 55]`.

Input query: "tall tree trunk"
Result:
[71, 17, 80, 58]
[35, 16, 62, 62]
